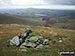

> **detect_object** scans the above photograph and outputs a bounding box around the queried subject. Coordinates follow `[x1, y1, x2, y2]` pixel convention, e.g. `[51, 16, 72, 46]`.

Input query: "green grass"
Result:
[0, 24, 75, 56]
[0, 14, 45, 26]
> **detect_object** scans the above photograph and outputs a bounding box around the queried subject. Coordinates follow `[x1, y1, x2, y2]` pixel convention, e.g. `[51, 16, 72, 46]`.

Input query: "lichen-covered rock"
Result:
[10, 28, 50, 51]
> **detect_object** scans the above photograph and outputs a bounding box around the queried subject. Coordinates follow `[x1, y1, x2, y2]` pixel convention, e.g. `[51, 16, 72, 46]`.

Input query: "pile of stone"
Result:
[10, 28, 50, 51]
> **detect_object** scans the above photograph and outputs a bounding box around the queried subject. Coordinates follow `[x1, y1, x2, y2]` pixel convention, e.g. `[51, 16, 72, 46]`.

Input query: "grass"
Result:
[0, 24, 75, 56]
[0, 14, 45, 26]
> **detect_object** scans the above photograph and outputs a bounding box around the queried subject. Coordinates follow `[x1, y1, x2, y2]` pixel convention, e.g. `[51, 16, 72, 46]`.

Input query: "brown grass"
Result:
[0, 24, 75, 56]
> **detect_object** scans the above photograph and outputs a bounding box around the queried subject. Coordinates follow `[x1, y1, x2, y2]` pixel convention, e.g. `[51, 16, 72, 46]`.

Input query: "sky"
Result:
[0, 0, 75, 10]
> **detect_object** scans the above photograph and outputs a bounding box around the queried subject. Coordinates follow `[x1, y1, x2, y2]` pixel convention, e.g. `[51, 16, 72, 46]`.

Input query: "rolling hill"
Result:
[0, 8, 75, 30]
[0, 14, 44, 26]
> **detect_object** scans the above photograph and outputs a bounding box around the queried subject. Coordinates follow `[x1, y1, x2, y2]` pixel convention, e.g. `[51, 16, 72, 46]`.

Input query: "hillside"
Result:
[0, 9, 75, 30]
[0, 14, 44, 26]
[0, 24, 75, 56]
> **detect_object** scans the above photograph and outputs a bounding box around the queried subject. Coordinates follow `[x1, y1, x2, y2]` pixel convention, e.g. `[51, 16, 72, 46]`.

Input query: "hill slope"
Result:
[0, 14, 44, 26]
[0, 24, 75, 56]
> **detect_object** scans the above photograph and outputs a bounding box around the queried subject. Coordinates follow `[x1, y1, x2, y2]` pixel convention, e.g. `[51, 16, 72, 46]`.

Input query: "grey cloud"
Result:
[44, 0, 75, 5]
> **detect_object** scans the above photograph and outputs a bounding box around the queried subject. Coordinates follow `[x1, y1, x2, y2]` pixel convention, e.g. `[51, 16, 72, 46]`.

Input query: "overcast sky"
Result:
[0, 0, 75, 10]
[45, 0, 75, 5]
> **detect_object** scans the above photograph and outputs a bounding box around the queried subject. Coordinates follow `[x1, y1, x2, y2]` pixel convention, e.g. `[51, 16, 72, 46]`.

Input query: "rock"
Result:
[10, 36, 20, 46]
[10, 28, 50, 51]
[28, 36, 39, 42]
[58, 40, 62, 42]
[36, 44, 44, 48]
[20, 49, 27, 52]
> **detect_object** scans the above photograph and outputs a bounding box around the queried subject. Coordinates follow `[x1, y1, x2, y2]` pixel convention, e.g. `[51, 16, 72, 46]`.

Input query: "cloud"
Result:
[0, 0, 12, 6]
[44, 0, 75, 5]
[0, 0, 75, 10]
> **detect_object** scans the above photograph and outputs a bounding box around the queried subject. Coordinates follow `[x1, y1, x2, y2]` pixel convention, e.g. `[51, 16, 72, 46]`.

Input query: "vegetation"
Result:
[0, 8, 75, 29]
[0, 24, 75, 56]
[0, 14, 44, 26]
